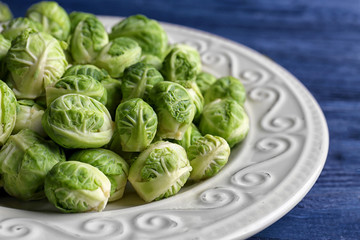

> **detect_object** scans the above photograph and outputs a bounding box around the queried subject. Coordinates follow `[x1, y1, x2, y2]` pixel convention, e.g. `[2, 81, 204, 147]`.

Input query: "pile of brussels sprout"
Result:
[0, 1, 249, 213]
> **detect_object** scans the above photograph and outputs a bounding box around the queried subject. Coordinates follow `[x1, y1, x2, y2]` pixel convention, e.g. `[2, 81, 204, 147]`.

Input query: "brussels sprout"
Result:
[150, 81, 195, 140]
[199, 99, 249, 147]
[5, 29, 68, 99]
[70, 15, 108, 64]
[161, 44, 202, 82]
[44, 161, 111, 213]
[187, 134, 230, 181]
[0, 34, 10, 60]
[128, 141, 192, 202]
[195, 71, 217, 95]
[1, 17, 43, 41]
[109, 15, 168, 59]
[45, 75, 107, 106]
[204, 76, 246, 105]
[140, 54, 162, 70]
[177, 80, 204, 121]
[69, 148, 129, 202]
[95, 37, 141, 78]
[115, 98, 158, 152]
[121, 62, 163, 102]
[63, 64, 110, 81]
[69, 11, 96, 32]
[0, 80, 17, 145]
[99, 77, 122, 118]
[173, 123, 202, 151]
[26, 1, 71, 41]
[62, 64, 121, 117]
[0, 129, 65, 200]
[0, 2, 12, 22]
[13, 99, 46, 137]
[42, 94, 114, 149]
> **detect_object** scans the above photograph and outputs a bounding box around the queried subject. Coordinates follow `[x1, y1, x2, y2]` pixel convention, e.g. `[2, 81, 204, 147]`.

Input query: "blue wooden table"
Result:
[4, 0, 360, 239]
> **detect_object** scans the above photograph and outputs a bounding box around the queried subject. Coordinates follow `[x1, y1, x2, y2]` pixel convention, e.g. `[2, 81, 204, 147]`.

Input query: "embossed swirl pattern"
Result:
[249, 86, 304, 133]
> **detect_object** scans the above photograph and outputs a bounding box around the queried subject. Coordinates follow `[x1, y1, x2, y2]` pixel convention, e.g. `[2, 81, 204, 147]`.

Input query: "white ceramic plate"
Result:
[0, 16, 329, 240]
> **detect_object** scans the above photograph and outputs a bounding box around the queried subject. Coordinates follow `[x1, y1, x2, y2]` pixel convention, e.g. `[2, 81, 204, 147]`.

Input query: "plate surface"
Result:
[0, 16, 329, 240]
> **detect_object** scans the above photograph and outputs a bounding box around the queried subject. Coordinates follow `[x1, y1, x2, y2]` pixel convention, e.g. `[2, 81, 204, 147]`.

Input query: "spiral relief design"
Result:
[134, 212, 182, 233]
[198, 188, 240, 208]
[0, 218, 75, 239]
[129, 187, 249, 239]
[79, 218, 124, 237]
[231, 172, 271, 188]
[181, 39, 209, 54]
[240, 69, 270, 86]
[264, 116, 302, 133]
[202, 51, 229, 66]
[248, 86, 277, 102]
[256, 137, 289, 153]
[0, 217, 126, 239]
[201, 49, 239, 76]
[253, 136, 292, 164]
[248, 86, 303, 133]
[0, 218, 33, 238]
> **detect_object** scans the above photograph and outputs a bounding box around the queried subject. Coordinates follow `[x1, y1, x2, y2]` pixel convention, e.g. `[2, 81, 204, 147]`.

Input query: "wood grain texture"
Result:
[3, 0, 360, 239]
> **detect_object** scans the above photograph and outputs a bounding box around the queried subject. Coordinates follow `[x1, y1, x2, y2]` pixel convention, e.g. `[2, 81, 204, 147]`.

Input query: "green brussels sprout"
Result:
[0, 80, 17, 146]
[195, 71, 217, 95]
[70, 15, 108, 64]
[1, 17, 44, 41]
[95, 37, 142, 78]
[0, 34, 10, 60]
[63, 64, 110, 82]
[45, 75, 107, 106]
[99, 77, 122, 119]
[199, 99, 249, 147]
[140, 54, 162, 70]
[187, 134, 230, 181]
[121, 62, 163, 102]
[0, 2, 12, 22]
[115, 98, 158, 152]
[177, 80, 204, 121]
[0, 129, 65, 200]
[204, 76, 246, 105]
[69, 148, 129, 202]
[109, 14, 168, 59]
[69, 11, 96, 32]
[150, 81, 195, 140]
[173, 123, 202, 151]
[128, 141, 192, 202]
[13, 99, 46, 137]
[42, 94, 114, 149]
[62, 64, 121, 118]
[44, 161, 111, 213]
[26, 1, 71, 41]
[161, 44, 202, 82]
[5, 29, 68, 99]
